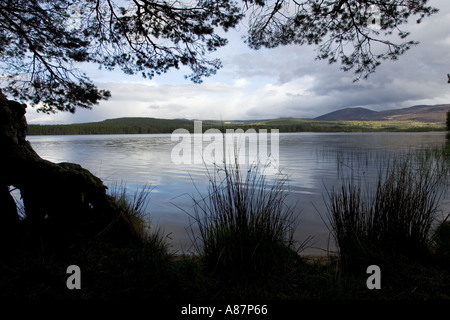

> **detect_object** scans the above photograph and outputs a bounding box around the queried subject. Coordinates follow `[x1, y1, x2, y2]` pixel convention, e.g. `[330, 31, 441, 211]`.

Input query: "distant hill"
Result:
[98, 117, 193, 127]
[314, 107, 377, 121]
[315, 104, 450, 123]
[28, 106, 450, 136]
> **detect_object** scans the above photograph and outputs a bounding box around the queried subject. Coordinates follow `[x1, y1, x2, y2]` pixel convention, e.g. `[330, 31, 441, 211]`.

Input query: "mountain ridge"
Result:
[314, 104, 450, 123]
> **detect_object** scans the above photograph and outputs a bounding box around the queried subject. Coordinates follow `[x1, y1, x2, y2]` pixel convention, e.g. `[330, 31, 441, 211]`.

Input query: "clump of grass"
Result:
[108, 182, 169, 253]
[326, 149, 449, 273]
[188, 156, 300, 282]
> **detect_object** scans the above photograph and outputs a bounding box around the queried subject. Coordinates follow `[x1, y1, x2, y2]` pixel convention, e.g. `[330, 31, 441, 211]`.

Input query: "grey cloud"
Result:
[224, 0, 450, 118]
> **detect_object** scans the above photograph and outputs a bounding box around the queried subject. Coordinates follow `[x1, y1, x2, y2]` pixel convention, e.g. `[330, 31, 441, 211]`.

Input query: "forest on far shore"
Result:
[27, 117, 446, 135]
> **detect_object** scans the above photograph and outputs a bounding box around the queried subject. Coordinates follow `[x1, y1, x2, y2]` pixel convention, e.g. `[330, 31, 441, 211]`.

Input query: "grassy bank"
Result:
[1, 223, 449, 301]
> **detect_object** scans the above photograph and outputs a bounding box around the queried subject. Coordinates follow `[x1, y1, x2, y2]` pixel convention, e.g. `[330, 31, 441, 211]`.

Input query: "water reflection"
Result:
[27, 132, 450, 255]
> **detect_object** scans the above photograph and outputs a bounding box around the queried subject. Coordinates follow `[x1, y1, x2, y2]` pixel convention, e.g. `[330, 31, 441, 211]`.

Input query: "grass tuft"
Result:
[326, 149, 449, 273]
[188, 155, 301, 282]
[108, 182, 170, 255]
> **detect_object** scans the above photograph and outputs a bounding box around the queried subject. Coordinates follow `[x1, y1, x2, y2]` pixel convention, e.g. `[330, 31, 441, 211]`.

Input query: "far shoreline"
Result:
[26, 117, 447, 135]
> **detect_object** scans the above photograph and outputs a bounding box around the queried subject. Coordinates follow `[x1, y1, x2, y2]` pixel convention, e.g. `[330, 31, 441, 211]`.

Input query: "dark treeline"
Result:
[27, 117, 446, 135]
[27, 117, 196, 135]
[27, 124, 189, 135]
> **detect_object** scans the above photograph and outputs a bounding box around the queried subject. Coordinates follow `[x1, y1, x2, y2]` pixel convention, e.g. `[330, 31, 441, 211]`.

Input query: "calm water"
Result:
[26, 132, 450, 255]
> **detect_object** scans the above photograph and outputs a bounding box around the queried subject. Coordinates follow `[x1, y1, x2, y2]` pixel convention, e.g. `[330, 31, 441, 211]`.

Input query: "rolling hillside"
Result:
[314, 104, 450, 123]
[314, 107, 377, 121]
[26, 103, 449, 135]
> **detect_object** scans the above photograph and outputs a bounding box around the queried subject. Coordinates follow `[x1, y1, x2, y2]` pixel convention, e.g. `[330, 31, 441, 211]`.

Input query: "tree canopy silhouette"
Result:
[244, 0, 438, 79]
[0, 0, 242, 112]
[0, 0, 438, 113]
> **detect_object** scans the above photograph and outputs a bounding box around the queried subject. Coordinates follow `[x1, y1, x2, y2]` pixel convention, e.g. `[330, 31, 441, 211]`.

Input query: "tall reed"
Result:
[108, 182, 169, 253]
[326, 148, 449, 272]
[188, 156, 299, 281]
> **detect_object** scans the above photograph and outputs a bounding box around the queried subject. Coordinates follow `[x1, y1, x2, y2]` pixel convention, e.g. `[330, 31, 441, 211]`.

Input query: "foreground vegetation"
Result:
[27, 117, 446, 135]
[327, 148, 450, 275]
[1, 148, 450, 304]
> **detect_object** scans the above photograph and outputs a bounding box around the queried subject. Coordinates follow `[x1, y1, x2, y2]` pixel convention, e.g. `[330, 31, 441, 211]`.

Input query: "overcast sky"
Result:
[27, 0, 450, 125]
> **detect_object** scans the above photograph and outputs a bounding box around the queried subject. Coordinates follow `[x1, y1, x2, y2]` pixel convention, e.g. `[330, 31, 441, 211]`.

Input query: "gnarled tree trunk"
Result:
[0, 90, 138, 253]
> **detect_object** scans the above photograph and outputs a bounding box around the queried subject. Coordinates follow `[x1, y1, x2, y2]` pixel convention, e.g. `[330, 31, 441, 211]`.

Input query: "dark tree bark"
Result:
[0, 90, 139, 253]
